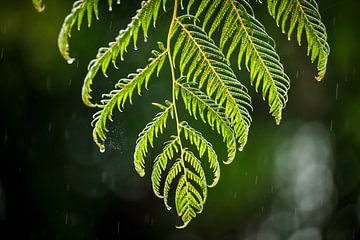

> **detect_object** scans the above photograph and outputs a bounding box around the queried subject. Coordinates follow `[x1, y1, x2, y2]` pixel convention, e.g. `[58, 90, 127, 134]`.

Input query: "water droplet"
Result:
[67, 58, 75, 64]
[134, 46, 138, 51]
[255, 175, 258, 184]
[109, 6, 112, 11]
[238, 146, 244, 152]
[117, 220, 120, 235]
[65, 213, 69, 224]
[117, 0, 120, 4]
[330, 120, 333, 131]
[335, 82, 339, 100]
[100, 146, 105, 153]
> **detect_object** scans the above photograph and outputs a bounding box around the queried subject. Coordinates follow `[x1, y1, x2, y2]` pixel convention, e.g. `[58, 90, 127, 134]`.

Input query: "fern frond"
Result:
[58, 0, 116, 63]
[32, 0, 45, 12]
[151, 137, 180, 198]
[175, 79, 237, 164]
[134, 101, 174, 177]
[179, 122, 219, 187]
[82, 0, 166, 107]
[193, 0, 290, 124]
[172, 17, 252, 149]
[175, 168, 207, 229]
[267, 0, 330, 80]
[91, 46, 167, 151]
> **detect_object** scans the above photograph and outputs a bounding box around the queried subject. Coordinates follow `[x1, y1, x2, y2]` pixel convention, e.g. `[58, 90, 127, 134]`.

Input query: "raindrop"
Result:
[48, 122, 52, 132]
[238, 146, 244, 152]
[67, 58, 75, 64]
[66, 184, 70, 192]
[134, 46, 138, 51]
[117, 0, 120, 4]
[3, 132, 7, 143]
[330, 120, 333, 132]
[335, 82, 339, 100]
[117, 220, 120, 236]
[101, 171, 107, 182]
[65, 213, 69, 224]
[109, 6, 112, 11]
[0, 48, 3, 60]
[255, 175, 258, 185]
[46, 77, 51, 90]
[68, 79, 72, 86]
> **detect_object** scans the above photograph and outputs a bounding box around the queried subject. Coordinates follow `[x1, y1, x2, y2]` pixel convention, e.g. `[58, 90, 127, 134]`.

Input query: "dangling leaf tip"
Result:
[176, 220, 190, 229]
[32, 0, 45, 12]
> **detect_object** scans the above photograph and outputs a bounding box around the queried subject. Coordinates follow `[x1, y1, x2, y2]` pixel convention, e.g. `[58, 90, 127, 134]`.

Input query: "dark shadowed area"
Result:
[1, 0, 360, 239]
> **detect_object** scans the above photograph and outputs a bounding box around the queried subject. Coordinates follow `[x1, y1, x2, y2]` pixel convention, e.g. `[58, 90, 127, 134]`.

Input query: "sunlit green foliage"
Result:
[33, 0, 330, 227]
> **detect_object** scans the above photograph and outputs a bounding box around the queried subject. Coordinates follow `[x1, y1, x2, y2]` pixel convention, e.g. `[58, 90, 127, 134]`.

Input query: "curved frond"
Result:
[179, 122, 220, 187]
[175, 79, 237, 164]
[194, 0, 290, 124]
[175, 169, 207, 229]
[32, 0, 45, 12]
[82, 0, 165, 107]
[172, 17, 252, 148]
[134, 101, 174, 177]
[151, 137, 180, 198]
[91, 47, 167, 151]
[267, 0, 330, 80]
[58, 0, 117, 63]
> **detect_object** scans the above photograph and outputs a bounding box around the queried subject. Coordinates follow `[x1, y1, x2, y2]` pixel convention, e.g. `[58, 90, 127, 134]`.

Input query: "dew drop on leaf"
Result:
[67, 58, 75, 64]
[100, 146, 105, 153]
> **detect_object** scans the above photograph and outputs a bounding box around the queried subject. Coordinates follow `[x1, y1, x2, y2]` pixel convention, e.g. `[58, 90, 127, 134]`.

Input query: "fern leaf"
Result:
[195, 0, 290, 124]
[58, 0, 116, 63]
[267, 0, 330, 80]
[32, 0, 45, 12]
[175, 79, 237, 164]
[179, 122, 220, 187]
[81, 0, 166, 107]
[151, 137, 180, 198]
[172, 17, 252, 148]
[134, 101, 174, 177]
[175, 169, 207, 229]
[91, 47, 167, 151]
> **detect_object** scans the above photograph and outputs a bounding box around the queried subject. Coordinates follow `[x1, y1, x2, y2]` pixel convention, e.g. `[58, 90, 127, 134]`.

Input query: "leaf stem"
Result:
[167, 0, 190, 228]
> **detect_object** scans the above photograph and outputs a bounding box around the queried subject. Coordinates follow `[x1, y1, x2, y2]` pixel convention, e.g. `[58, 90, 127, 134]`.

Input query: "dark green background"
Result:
[1, 0, 360, 239]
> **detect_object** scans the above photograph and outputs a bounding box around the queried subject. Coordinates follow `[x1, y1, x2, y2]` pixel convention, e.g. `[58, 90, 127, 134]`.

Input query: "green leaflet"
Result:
[92, 45, 167, 151]
[134, 101, 174, 177]
[59, 0, 104, 63]
[266, 0, 330, 80]
[189, 0, 290, 124]
[172, 17, 252, 148]
[51, 0, 330, 228]
[82, 0, 166, 107]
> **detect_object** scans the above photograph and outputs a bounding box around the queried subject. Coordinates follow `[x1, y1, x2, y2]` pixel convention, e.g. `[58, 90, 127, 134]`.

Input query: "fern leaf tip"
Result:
[176, 220, 191, 229]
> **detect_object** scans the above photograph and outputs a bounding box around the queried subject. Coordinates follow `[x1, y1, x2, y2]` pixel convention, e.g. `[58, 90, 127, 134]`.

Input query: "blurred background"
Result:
[1, 0, 359, 239]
